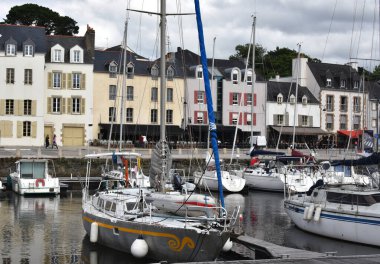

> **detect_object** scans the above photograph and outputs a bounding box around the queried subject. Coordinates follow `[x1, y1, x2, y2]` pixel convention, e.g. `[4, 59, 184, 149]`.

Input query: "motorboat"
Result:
[7, 159, 60, 195]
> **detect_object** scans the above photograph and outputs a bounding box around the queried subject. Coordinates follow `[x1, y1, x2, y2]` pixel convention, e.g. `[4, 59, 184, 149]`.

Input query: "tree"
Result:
[229, 43, 266, 68]
[2, 4, 79, 35]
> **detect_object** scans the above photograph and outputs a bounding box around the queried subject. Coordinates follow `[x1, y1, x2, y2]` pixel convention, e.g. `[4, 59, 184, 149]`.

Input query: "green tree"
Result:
[229, 43, 266, 68]
[2, 4, 79, 35]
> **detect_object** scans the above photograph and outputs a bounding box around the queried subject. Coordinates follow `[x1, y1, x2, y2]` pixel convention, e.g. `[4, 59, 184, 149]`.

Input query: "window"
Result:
[326, 95, 334, 111]
[127, 86, 134, 101]
[72, 98, 80, 114]
[232, 69, 239, 84]
[197, 91, 205, 104]
[167, 67, 174, 81]
[301, 115, 309, 126]
[197, 112, 204, 124]
[232, 113, 238, 125]
[353, 115, 360, 130]
[290, 94, 296, 104]
[151, 109, 158, 123]
[6, 99, 14, 115]
[277, 94, 283, 104]
[151, 87, 158, 102]
[372, 119, 377, 128]
[109, 63, 117, 78]
[302, 96, 307, 105]
[232, 93, 239, 105]
[72, 73, 81, 89]
[24, 45, 33, 56]
[372, 102, 377, 111]
[127, 64, 134, 79]
[109, 107, 116, 122]
[326, 78, 332, 87]
[246, 94, 252, 106]
[6, 44, 16, 56]
[246, 113, 252, 125]
[52, 97, 61, 113]
[340, 96, 347, 112]
[326, 114, 333, 130]
[277, 115, 284, 125]
[340, 79, 346, 88]
[354, 80, 359, 89]
[6, 68, 15, 84]
[24, 100, 32, 115]
[340, 115, 347, 130]
[24, 69, 32, 85]
[53, 72, 62, 88]
[247, 70, 253, 85]
[353, 97, 361, 112]
[151, 65, 159, 80]
[54, 49, 62, 62]
[166, 109, 173, 124]
[73, 50, 81, 63]
[126, 108, 133, 122]
[109, 85, 117, 100]
[23, 121, 31, 137]
[167, 88, 173, 102]
[197, 67, 203, 79]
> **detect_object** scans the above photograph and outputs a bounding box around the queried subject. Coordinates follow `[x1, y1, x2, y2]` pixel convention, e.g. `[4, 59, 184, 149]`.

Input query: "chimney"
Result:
[346, 61, 358, 71]
[85, 24, 95, 62]
[275, 75, 280, 82]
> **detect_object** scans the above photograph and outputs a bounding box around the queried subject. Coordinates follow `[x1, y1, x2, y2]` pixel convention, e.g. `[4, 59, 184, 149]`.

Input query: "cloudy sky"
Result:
[1, 0, 379, 70]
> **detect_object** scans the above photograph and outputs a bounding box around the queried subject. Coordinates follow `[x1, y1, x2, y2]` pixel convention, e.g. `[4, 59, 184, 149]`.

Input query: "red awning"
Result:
[337, 130, 363, 138]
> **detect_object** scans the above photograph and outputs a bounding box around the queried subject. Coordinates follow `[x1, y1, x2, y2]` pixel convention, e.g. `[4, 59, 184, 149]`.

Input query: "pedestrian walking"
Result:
[52, 134, 58, 149]
[45, 135, 50, 148]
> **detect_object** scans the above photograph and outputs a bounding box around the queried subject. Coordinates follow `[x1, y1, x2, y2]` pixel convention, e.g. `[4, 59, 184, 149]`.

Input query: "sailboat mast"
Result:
[194, 0, 225, 208]
[292, 43, 301, 148]
[119, 17, 129, 150]
[250, 16, 256, 149]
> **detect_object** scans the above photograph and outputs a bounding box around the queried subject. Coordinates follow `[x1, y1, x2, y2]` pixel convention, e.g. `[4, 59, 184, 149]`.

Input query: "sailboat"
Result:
[81, 0, 238, 262]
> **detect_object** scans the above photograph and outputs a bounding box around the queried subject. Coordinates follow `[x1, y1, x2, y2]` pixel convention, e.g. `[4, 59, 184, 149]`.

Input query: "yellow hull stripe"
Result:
[83, 215, 195, 252]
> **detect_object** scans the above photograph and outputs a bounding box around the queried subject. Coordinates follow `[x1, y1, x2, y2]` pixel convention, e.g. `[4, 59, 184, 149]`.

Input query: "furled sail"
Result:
[149, 140, 173, 189]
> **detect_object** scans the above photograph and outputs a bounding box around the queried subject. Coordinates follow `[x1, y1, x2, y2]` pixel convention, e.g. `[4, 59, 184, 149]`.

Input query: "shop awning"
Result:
[271, 126, 330, 135]
[337, 130, 363, 138]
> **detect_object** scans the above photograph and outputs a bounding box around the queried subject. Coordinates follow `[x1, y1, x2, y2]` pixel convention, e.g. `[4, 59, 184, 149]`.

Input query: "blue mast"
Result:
[194, 0, 225, 208]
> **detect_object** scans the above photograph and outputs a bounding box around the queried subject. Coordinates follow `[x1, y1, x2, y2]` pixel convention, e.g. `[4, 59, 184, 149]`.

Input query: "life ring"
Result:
[35, 178, 45, 187]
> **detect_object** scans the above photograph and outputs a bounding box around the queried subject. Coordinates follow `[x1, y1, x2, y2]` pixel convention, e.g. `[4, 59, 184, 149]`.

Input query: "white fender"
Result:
[90, 222, 98, 243]
[313, 206, 322, 222]
[222, 238, 233, 252]
[89, 251, 98, 264]
[131, 237, 148, 258]
[306, 204, 315, 220]
[14, 183, 19, 193]
[303, 207, 309, 220]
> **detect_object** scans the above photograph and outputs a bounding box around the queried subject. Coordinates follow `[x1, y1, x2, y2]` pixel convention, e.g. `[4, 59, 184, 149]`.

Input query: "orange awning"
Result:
[337, 130, 363, 138]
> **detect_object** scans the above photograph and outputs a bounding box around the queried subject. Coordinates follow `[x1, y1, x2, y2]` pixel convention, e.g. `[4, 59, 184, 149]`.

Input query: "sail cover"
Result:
[149, 140, 173, 189]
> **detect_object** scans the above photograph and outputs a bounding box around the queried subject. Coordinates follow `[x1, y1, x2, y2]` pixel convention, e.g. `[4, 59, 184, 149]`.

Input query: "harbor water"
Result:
[0, 190, 379, 263]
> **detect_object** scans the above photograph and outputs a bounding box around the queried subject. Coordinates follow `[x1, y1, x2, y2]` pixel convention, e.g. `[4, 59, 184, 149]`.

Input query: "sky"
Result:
[1, 0, 380, 71]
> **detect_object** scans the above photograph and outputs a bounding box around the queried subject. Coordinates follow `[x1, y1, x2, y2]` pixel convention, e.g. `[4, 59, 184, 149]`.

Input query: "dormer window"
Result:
[247, 70, 253, 85]
[290, 94, 296, 104]
[354, 80, 359, 89]
[127, 63, 134, 79]
[51, 44, 64, 62]
[151, 65, 159, 80]
[326, 78, 332, 87]
[197, 66, 203, 79]
[302, 95, 308, 105]
[109, 62, 117, 78]
[340, 79, 346, 88]
[232, 69, 239, 84]
[167, 66, 175, 81]
[6, 44, 16, 56]
[277, 94, 283, 104]
[24, 45, 33, 56]
[73, 50, 80, 62]
[70, 45, 83, 63]
[55, 50, 62, 62]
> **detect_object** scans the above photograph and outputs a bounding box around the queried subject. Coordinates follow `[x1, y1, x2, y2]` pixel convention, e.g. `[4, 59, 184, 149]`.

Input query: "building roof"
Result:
[267, 81, 319, 104]
[0, 24, 47, 53]
[365, 80, 380, 100]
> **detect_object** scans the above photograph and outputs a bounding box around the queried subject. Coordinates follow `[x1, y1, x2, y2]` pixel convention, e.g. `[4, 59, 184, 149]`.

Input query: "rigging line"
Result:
[369, 0, 377, 72]
[322, 0, 337, 61]
[349, 0, 359, 62]
[355, 0, 366, 62]
[135, 0, 144, 55]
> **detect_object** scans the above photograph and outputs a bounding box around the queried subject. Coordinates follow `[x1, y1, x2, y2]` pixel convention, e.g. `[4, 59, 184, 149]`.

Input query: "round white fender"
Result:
[222, 238, 233, 252]
[313, 206, 322, 222]
[131, 237, 148, 258]
[306, 204, 315, 220]
[303, 206, 309, 220]
[90, 222, 98, 243]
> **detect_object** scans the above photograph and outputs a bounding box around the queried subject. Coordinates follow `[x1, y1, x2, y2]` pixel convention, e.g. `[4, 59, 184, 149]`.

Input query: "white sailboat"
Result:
[82, 1, 238, 261]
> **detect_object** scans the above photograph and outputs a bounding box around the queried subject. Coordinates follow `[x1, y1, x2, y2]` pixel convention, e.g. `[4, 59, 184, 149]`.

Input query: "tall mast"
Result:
[250, 16, 256, 149]
[292, 43, 301, 148]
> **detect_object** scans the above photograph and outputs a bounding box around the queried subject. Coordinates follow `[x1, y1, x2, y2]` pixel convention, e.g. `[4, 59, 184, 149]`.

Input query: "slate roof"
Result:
[366, 80, 380, 100]
[307, 61, 361, 91]
[267, 81, 319, 104]
[46, 34, 94, 63]
[0, 24, 47, 53]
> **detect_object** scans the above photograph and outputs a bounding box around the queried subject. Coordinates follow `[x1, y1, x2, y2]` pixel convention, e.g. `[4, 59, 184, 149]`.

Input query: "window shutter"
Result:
[0, 100, 4, 115]
[17, 121, 22, 138]
[61, 98, 66, 114]
[31, 100, 36, 116]
[67, 98, 72, 114]
[309, 116, 313, 127]
[67, 73, 71, 89]
[229, 93, 233, 105]
[48, 73, 52, 89]
[273, 114, 277, 125]
[47, 97, 52, 114]
[81, 74, 86, 90]
[285, 112, 289, 126]
[62, 73, 67, 89]
[4, 121, 13, 137]
[17, 100, 23, 116]
[194, 91, 198, 104]
[244, 94, 248, 106]
[253, 113, 256, 126]
[194, 111, 197, 122]
[298, 115, 302, 126]
[238, 93, 242, 105]
[229, 112, 233, 125]
[254, 94, 257, 106]
[81, 98, 86, 114]
[31, 121, 37, 138]
[203, 111, 208, 124]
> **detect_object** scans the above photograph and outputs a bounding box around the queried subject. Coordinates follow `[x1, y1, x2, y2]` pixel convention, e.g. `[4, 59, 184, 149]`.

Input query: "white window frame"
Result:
[353, 97, 361, 112]
[246, 94, 252, 106]
[197, 112, 204, 124]
[52, 97, 61, 114]
[6, 68, 15, 84]
[326, 114, 333, 130]
[151, 109, 158, 123]
[326, 78, 332, 87]
[197, 67, 203, 79]
[126, 108, 133, 123]
[151, 87, 158, 102]
[54, 49, 62, 62]
[232, 113, 238, 125]
[73, 50, 81, 63]
[340, 114, 347, 130]
[109, 85, 117, 100]
[232, 93, 239, 105]
[290, 95, 296, 104]
[24, 45, 33, 56]
[23, 121, 31, 137]
[372, 102, 377, 111]
[24, 69, 32, 85]
[354, 80, 359, 89]
[127, 86, 134, 101]
[277, 115, 284, 125]
[340, 79, 346, 88]
[326, 95, 334, 111]
[6, 44, 16, 56]
[372, 119, 377, 128]
[6, 99, 14, 115]
[72, 97, 81, 114]
[301, 115, 308, 126]
[277, 94, 283, 104]
[53, 72, 62, 89]
[232, 69, 239, 84]
[24, 100, 32, 115]
[302, 96, 307, 105]
[72, 73, 81, 89]
[353, 115, 360, 130]
[246, 113, 252, 125]
[197, 91, 204, 104]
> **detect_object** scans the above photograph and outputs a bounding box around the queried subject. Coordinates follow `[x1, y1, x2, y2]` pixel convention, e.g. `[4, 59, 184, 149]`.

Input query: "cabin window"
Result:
[113, 227, 119, 235]
[20, 162, 45, 179]
[326, 192, 380, 206]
